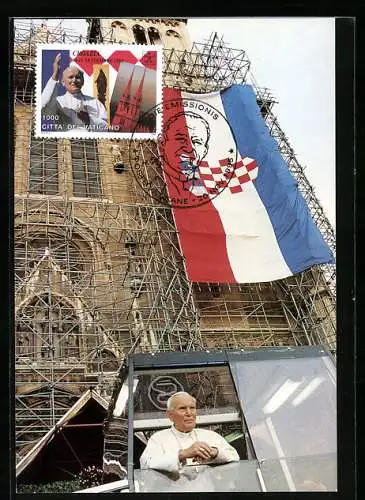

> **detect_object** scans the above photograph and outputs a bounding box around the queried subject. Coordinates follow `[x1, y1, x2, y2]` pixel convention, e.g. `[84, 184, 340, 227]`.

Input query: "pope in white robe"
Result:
[140, 391, 239, 474]
[41, 53, 108, 131]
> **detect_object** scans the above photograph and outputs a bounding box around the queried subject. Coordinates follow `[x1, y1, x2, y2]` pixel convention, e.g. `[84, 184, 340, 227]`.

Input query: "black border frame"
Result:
[1, 13, 356, 500]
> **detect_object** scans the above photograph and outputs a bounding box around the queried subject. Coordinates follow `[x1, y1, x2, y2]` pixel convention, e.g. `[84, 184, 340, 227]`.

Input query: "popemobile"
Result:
[75, 346, 337, 493]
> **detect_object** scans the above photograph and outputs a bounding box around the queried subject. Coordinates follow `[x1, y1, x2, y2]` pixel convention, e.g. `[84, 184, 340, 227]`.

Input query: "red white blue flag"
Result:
[159, 86, 334, 283]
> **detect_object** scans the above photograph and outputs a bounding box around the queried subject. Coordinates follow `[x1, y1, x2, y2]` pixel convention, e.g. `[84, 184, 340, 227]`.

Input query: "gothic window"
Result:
[166, 29, 181, 38]
[71, 140, 102, 198]
[29, 138, 59, 195]
[165, 29, 184, 50]
[14, 236, 87, 289]
[111, 21, 128, 43]
[111, 20, 127, 29]
[147, 27, 162, 45]
[15, 294, 81, 362]
[133, 25, 148, 44]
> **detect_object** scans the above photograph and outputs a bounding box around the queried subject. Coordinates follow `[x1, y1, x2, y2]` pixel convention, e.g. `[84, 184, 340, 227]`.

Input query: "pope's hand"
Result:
[179, 441, 217, 462]
[193, 445, 218, 463]
[52, 53, 62, 81]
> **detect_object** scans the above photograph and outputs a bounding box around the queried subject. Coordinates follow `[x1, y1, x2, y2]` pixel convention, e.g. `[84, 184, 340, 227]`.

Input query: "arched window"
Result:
[133, 25, 148, 45]
[111, 20, 127, 29]
[166, 29, 181, 38]
[71, 139, 102, 198]
[147, 27, 162, 45]
[111, 21, 128, 43]
[165, 29, 184, 50]
[14, 235, 87, 288]
[29, 138, 59, 195]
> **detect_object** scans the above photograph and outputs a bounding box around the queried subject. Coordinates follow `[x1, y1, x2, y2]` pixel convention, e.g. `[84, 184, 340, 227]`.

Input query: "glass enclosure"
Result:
[259, 453, 337, 491]
[134, 365, 240, 424]
[119, 347, 337, 492]
[134, 461, 262, 492]
[229, 351, 336, 460]
[131, 364, 247, 467]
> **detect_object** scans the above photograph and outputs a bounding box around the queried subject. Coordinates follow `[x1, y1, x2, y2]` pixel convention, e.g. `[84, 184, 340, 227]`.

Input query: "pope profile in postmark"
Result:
[158, 111, 211, 198]
[128, 95, 239, 209]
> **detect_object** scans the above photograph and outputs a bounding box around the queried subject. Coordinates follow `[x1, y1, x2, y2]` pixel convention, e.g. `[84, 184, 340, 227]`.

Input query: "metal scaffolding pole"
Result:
[13, 19, 336, 469]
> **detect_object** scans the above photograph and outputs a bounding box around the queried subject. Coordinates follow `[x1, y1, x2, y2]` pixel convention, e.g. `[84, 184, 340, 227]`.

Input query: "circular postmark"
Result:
[147, 375, 184, 411]
[128, 97, 239, 209]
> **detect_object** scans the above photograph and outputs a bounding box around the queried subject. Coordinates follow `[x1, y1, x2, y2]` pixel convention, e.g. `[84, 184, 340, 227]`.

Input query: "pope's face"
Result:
[162, 116, 208, 177]
[167, 394, 197, 433]
[62, 67, 84, 94]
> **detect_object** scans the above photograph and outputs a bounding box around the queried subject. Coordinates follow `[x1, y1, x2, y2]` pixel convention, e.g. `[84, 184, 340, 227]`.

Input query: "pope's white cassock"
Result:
[140, 425, 239, 474]
[41, 77, 108, 130]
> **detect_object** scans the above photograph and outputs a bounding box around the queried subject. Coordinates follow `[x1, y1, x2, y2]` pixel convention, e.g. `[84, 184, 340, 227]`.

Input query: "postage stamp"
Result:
[127, 95, 256, 209]
[34, 43, 163, 139]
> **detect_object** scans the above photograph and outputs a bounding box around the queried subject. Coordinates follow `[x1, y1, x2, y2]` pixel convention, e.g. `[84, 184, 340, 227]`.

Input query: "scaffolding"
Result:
[13, 20, 336, 470]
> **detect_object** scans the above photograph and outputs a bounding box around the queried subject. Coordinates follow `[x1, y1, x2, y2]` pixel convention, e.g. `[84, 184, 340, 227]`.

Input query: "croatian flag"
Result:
[160, 86, 334, 283]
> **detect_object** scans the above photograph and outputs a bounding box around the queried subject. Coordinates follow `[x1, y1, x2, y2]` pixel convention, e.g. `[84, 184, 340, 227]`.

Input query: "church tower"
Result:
[111, 66, 148, 132]
[87, 18, 192, 50]
[14, 18, 336, 491]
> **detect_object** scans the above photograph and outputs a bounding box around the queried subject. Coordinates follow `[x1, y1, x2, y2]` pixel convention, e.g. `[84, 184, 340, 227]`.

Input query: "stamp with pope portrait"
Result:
[35, 43, 163, 139]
